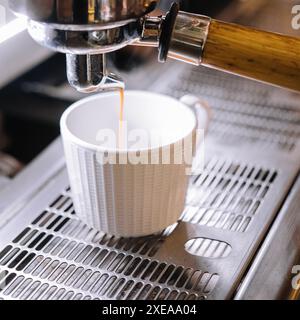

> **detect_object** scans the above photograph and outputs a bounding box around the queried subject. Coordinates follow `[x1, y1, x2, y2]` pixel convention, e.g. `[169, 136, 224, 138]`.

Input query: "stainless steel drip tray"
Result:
[0, 138, 297, 300]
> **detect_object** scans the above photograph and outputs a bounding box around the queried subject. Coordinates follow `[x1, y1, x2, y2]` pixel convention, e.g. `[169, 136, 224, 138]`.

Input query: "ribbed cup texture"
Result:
[63, 139, 189, 237]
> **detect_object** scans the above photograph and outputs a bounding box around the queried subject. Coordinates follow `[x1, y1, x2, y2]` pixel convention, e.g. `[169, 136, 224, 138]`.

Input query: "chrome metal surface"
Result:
[153, 63, 300, 156]
[9, 0, 211, 92]
[0, 153, 22, 178]
[9, 0, 157, 92]
[0, 153, 22, 195]
[234, 175, 300, 300]
[10, 0, 157, 26]
[1, 62, 300, 299]
[168, 13, 211, 65]
[66, 54, 124, 93]
[137, 16, 162, 47]
[27, 20, 141, 55]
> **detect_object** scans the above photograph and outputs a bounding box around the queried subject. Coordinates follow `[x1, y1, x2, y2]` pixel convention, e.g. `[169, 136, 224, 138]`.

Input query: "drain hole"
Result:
[184, 238, 232, 258]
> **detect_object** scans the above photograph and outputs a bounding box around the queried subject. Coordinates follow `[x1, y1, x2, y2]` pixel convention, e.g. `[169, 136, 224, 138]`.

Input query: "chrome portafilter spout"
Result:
[9, 0, 157, 93]
[25, 14, 144, 92]
[66, 54, 124, 93]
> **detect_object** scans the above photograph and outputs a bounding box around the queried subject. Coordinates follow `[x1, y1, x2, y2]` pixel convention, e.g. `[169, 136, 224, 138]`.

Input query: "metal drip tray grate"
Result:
[183, 157, 277, 233]
[0, 188, 218, 300]
[0, 140, 296, 300]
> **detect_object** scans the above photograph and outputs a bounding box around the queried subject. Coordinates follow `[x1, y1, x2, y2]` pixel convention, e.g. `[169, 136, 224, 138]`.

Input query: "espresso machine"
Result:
[9, 0, 300, 93]
[1, 0, 300, 301]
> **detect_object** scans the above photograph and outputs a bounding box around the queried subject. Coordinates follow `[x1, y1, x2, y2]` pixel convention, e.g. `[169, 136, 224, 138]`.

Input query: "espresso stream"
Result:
[118, 88, 124, 149]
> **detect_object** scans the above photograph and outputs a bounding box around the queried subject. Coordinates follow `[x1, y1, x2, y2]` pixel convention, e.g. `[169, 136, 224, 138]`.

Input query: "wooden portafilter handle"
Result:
[166, 12, 300, 92]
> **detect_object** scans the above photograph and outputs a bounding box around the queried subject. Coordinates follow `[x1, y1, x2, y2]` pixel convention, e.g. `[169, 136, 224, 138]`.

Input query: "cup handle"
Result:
[180, 95, 212, 133]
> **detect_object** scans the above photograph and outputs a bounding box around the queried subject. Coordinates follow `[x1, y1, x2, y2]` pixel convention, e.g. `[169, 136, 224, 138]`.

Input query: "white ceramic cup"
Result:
[60, 91, 210, 237]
